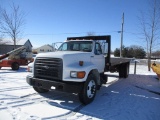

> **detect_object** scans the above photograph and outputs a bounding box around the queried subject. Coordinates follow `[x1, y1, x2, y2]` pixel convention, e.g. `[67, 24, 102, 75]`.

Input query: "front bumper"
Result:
[26, 75, 84, 93]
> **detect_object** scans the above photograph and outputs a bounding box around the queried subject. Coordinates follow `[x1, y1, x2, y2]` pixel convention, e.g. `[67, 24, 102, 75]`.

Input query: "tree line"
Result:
[114, 45, 160, 59]
[114, 45, 146, 59]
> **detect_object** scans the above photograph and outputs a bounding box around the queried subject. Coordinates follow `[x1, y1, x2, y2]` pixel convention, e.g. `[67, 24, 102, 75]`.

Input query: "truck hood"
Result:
[36, 51, 92, 63]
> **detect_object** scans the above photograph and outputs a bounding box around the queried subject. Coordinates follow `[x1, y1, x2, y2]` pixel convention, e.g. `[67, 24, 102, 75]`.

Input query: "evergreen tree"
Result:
[114, 45, 146, 58]
[114, 48, 120, 57]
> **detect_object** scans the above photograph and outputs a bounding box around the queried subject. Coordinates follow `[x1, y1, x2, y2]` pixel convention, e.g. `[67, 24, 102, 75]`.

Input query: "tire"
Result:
[119, 63, 129, 78]
[78, 74, 97, 105]
[124, 63, 129, 78]
[33, 86, 49, 93]
[119, 64, 124, 78]
[11, 62, 19, 70]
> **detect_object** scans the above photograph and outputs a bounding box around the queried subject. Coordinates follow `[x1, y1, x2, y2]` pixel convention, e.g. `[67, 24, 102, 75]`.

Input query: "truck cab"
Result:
[58, 40, 105, 76]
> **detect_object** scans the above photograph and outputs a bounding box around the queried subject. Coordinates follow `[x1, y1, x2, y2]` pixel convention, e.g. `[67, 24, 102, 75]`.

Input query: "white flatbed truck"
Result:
[26, 35, 130, 104]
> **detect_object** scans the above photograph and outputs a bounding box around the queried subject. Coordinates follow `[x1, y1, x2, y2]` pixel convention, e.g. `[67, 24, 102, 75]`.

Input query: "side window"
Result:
[94, 43, 102, 55]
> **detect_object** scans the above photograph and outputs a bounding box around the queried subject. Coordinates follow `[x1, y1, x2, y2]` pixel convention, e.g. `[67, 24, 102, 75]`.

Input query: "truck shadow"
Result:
[37, 74, 160, 119]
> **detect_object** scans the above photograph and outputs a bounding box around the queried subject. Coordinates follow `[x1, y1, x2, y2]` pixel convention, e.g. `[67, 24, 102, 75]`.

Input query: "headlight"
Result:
[70, 71, 85, 78]
[70, 71, 77, 78]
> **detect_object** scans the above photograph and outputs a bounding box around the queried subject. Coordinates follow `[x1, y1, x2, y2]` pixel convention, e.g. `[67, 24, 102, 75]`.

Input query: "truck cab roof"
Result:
[66, 40, 94, 42]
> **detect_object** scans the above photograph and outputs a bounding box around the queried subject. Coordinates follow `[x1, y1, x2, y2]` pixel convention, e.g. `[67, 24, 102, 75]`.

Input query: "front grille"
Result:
[34, 57, 63, 80]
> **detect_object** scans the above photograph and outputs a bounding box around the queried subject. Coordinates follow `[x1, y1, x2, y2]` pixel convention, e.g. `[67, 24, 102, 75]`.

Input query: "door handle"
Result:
[91, 56, 94, 57]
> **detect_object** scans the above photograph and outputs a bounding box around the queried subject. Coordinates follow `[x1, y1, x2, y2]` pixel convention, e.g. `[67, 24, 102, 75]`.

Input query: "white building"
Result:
[33, 44, 53, 53]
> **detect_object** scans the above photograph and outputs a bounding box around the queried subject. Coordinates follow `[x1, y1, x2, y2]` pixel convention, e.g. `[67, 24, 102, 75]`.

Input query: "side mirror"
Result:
[52, 42, 63, 51]
[102, 42, 108, 55]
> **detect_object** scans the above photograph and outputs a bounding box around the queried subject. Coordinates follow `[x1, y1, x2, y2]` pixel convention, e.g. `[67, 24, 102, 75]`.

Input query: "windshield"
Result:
[58, 41, 93, 52]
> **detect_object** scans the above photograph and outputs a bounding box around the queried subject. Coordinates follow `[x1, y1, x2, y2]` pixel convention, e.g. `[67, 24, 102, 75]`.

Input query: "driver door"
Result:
[91, 42, 105, 73]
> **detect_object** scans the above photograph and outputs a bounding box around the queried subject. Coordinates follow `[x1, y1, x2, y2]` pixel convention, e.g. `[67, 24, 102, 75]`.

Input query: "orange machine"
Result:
[0, 46, 32, 70]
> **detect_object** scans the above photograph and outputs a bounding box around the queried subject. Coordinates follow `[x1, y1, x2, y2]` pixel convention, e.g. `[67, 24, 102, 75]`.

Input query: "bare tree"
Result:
[139, 0, 160, 71]
[0, 3, 25, 48]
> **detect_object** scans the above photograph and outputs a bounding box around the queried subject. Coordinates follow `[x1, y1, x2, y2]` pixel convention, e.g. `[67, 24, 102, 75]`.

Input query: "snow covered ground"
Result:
[0, 63, 160, 120]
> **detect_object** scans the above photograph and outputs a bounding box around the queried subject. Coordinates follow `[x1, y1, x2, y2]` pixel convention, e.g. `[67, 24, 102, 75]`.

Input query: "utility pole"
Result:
[120, 12, 124, 58]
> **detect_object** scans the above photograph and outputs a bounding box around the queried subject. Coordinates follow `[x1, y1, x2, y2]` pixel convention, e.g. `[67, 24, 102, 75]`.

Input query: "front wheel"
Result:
[33, 86, 49, 93]
[78, 74, 97, 104]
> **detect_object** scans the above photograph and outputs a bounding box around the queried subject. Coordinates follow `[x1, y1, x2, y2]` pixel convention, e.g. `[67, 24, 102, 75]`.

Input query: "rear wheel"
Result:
[33, 86, 49, 93]
[123, 63, 129, 78]
[119, 63, 129, 78]
[11, 62, 19, 70]
[78, 74, 97, 105]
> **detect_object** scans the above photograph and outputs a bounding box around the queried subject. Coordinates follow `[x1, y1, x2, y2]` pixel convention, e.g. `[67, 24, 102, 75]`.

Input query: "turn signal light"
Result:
[77, 71, 86, 78]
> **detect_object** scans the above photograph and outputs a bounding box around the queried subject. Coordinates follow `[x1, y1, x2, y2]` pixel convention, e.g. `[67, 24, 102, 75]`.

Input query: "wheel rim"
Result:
[87, 80, 96, 98]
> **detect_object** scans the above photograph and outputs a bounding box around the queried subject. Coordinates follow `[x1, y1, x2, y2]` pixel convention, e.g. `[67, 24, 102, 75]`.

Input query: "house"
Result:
[33, 44, 54, 53]
[0, 39, 32, 54]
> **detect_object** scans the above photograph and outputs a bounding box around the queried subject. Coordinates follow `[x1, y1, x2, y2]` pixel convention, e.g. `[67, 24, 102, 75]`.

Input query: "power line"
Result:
[25, 31, 119, 36]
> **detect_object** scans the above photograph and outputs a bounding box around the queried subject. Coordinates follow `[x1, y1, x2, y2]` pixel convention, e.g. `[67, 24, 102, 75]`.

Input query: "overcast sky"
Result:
[1, 0, 149, 50]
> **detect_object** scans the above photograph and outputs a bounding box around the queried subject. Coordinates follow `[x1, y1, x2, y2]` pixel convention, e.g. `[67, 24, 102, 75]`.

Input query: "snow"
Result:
[0, 64, 160, 120]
